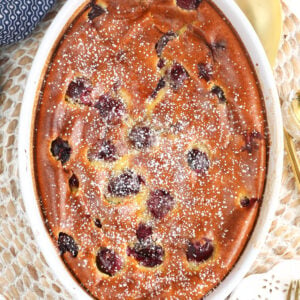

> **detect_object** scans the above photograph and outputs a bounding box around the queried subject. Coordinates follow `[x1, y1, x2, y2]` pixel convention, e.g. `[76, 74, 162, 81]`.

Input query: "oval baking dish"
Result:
[18, 0, 283, 299]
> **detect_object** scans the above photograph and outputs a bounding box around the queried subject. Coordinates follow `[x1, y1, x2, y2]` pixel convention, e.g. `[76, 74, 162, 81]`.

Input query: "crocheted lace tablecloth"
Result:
[0, 1, 299, 299]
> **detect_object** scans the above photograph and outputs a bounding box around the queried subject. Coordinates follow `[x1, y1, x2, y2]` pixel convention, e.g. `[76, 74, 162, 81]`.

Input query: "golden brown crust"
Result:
[34, 0, 267, 298]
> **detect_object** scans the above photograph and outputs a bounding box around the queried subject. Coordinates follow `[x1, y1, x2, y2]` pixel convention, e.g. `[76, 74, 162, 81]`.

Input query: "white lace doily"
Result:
[230, 260, 300, 300]
[0, 0, 299, 299]
[284, 0, 300, 19]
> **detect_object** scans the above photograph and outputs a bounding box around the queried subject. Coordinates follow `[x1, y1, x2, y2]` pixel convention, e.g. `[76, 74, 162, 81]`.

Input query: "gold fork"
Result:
[282, 92, 300, 190]
[287, 280, 300, 300]
[284, 129, 300, 191]
[235, 0, 282, 66]
[236, 1, 300, 191]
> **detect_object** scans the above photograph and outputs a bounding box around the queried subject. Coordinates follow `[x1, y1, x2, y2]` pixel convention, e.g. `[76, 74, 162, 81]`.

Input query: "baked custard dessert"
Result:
[34, 0, 267, 298]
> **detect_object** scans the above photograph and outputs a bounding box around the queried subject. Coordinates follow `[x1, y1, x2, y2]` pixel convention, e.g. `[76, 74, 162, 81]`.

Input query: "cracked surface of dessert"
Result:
[34, 0, 268, 298]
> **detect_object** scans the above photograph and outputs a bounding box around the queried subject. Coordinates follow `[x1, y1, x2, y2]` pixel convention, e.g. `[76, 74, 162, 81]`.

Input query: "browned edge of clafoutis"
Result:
[203, 1, 270, 297]
[31, 0, 270, 298]
[31, 1, 96, 297]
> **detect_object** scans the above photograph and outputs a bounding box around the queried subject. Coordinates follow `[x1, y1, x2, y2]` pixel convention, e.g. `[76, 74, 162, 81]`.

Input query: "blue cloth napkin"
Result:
[0, 0, 55, 46]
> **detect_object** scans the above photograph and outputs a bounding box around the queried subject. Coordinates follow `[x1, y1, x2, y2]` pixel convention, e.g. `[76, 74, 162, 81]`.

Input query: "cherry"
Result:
[186, 239, 214, 262]
[157, 58, 165, 69]
[129, 126, 154, 149]
[94, 94, 125, 124]
[108, 170, 142, 197]
[147, 190, 175, 219]
[96, 248, 123, 276]
[66, 77, 92, 106]
[198, 63, 213, 81]
[240, 197, 250, 207]
[176, 0, 202, 10]
[58, 232, 78, 257]
[240, 197, 260, 207]
[94, 218, 102, 228]
[207, 41, 227, 59]
[211, 41, 226, 51]
[187, 149, 210, 174]
[116, 51, 126, 62]
[69, 174, 79, 191]
[250, 131, 263, 139]
[169, 63, 189, 90]
[127, 243, 164, 267]
[136, 223, 153, 241]
[88, 140, 117, 162]
[242, 130, 263, 153]
[51, 137, 71, 165]
[88, 4, 106, 21]
[155, 31, 177, 56]
[151, 77, 166, 98]
[211, 85, 226, 103]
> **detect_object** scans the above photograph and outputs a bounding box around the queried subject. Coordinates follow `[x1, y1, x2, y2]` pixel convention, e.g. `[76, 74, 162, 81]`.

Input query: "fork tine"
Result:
[295, 280, 300, 300]
[287, 280, 294, 300]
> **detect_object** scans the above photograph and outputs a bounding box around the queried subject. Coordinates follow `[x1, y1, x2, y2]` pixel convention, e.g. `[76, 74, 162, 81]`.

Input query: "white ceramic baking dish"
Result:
[18, 0, 284, 299]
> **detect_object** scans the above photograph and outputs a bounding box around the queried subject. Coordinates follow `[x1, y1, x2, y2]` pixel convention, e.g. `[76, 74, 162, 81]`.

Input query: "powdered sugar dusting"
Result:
[34, 0, 268, 298]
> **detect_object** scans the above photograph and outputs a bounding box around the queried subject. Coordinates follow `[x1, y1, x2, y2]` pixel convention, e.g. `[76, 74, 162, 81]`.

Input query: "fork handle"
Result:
[284, 129, 300, 190]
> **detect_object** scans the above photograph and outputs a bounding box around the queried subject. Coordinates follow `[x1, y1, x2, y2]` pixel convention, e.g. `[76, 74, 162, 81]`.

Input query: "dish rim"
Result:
[18, 0, 284, 299]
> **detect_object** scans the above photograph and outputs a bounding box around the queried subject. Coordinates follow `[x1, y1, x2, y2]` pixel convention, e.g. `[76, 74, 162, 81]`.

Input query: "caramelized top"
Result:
[34, 0, 267, 298]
